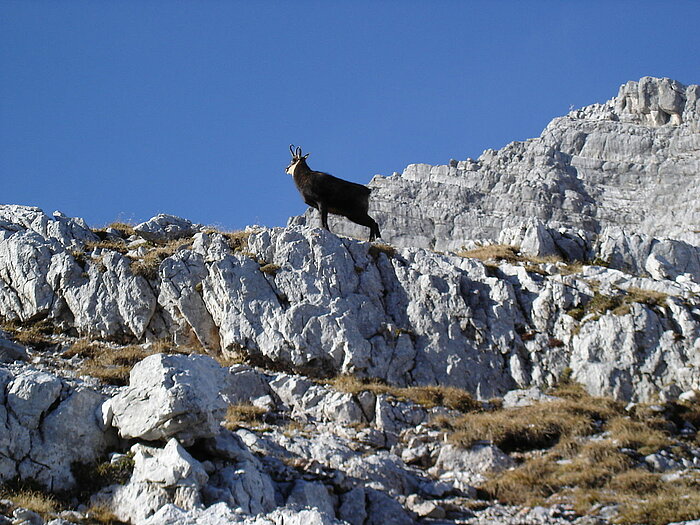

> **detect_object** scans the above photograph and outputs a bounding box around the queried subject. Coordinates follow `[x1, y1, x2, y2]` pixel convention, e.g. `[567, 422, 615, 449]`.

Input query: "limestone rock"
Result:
[0, 334, 27, 363]
[430, 444, 515, 487]
[100, 439, 209, 524]
[0, 368, 112, 491]
[104, 353, 229, 444]
[133, 214, 202, 242]
[502, 387, 559, 408]
[286, 480, 336, 518]
[0, 205, 98, 250]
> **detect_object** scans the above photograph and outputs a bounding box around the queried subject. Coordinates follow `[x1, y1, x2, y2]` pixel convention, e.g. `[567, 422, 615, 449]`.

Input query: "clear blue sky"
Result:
[2, 1, 699, 231]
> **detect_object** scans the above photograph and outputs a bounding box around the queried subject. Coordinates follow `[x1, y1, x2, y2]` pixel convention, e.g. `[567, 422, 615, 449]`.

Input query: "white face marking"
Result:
[286, 160, 299, 175]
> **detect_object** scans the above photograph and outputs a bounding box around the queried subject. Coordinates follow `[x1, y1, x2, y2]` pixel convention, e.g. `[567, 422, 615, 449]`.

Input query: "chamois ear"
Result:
[303, 153, 310, 159]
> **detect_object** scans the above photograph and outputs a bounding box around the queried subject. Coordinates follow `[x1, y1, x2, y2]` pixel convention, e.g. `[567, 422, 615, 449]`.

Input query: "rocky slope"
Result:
[1, 76, 700, 524]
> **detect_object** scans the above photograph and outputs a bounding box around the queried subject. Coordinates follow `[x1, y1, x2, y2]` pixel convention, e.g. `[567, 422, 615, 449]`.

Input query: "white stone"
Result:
[105, 353, 229, 444]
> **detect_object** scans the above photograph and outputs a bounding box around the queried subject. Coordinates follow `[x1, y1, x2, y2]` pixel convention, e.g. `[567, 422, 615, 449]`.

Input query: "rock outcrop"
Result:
[1, 205, 699, 403]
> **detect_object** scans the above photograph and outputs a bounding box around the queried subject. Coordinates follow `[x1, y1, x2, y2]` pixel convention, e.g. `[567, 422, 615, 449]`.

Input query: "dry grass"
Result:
[84, 239, 129, 255]
[84, 504, 127, 524]
[458, 244, 523, 264]
[129, 237, 193, 280]
[480, 437, 700, 525]
[368, 243, 397, 259]
[329, 374, 481, 413]
[445, 395, 621, 452]
[259, 263, 281, 275]
[64, 338, 187, 385]
[458, 244, 585, 274]
[106, 222, 136, 237]
[471, 382, 700, 525]
[1, 319, 58, 349]
[218, 230, 251, 252]
[568, 286, 669, 322]
[223, 403, 268, 430]
[607, 416, 670, 455]
[0, 488, 58, 516]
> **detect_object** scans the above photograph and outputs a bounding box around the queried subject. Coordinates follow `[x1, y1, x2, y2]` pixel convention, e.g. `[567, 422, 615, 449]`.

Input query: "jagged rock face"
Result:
[295, 77, 700, 251]
[1, 205, 700, 402]
[0, 367, 114, 491]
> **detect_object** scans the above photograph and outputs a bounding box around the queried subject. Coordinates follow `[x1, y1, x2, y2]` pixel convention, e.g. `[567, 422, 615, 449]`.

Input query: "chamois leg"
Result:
[318, 203, 331, 231]
[348, 213, 381, 242]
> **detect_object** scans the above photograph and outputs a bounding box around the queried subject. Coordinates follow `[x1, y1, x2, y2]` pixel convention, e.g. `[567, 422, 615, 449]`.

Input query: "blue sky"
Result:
[2, 1, 699, 231]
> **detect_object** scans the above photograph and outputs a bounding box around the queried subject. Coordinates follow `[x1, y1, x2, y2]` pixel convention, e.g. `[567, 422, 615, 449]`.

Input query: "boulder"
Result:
[0, 334, 28, 363]
[100, 438, 209, 524]
[104, 353, 229, 444]
[0, 368, 112, 491]
[134, 214, 202, 242]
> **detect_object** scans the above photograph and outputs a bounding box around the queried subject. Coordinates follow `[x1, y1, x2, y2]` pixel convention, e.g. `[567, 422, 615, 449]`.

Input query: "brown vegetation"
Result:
[223, 403, 268, 430]
[329, 374, 481, 413]
[64, 338, 188, 385]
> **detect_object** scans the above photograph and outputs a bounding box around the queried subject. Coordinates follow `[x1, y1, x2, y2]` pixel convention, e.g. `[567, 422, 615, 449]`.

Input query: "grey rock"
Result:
[286, 480, 336, 518]
[203, 461, 277, 516]
[0, 205, 98, 250]
[343, 451, 418, 496]
[0, 368, 112, 491]
[0, 335, 27, 363]
[11, 508, 43, 525]
[644, 451, 684, 472]
[99, 438, 209, 524]
[502, 387, 559, 408]
[133, 214, 202, 242]
[430, 444, 514, 488]
[405, 494, 445, 519]
[223, 365, 272, 405]
[104, 353, 229, 444]
[269, 374, 366, 425]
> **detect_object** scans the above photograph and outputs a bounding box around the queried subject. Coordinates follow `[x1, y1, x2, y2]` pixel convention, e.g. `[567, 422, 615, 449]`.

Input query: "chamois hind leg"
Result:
[348, 213, 381, 242]
[318, 203, 331, 231]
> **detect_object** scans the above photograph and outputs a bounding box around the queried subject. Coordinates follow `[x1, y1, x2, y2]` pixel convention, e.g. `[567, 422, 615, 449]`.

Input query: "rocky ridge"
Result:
[1, 76, 700, 524]
[296, 76, 700, 250]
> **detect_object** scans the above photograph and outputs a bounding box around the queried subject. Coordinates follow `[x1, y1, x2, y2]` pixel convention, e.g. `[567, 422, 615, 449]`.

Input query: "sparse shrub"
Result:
[219, 230, 251, 252]
[64, 338, 188, 385]
[368, 242, 397, 259]
[328, 374, 481, 413]
[224, 403, 268, 430]
[129, 237, 192, 280]
[458, 244, 521, 264]
[72, 453, 135, 500]
[259, 263, 281, 275]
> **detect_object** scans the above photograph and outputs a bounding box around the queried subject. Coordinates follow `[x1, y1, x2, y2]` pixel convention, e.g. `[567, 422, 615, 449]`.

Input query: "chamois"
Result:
[286, 145, 381, 242]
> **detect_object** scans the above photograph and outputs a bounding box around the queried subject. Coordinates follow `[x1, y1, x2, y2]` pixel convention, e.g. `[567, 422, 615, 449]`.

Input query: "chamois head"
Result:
[286, 144, 309, 176]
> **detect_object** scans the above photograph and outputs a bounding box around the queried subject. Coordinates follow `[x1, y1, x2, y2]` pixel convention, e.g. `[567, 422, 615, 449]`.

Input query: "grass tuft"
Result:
[64, 338, 188, 385]
[223, 403, 268, 430]
[329, 374, 481, 413]
[128, 237, 192, 280]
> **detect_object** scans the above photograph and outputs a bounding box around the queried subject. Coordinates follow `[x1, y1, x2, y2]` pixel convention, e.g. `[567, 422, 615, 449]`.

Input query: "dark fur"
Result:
[287, 146, 381, 241]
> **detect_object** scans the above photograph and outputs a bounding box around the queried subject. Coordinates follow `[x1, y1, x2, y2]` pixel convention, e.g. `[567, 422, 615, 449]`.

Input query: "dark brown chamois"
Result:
[286, 145, 381, 242]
